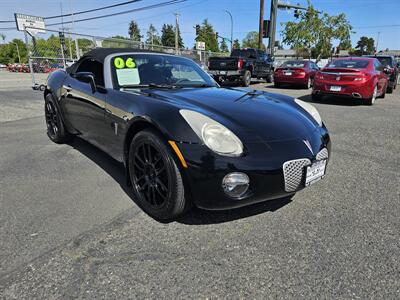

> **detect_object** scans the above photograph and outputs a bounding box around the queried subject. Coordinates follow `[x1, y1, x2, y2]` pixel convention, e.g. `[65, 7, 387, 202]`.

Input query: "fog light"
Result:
[222, 172, 249, 198]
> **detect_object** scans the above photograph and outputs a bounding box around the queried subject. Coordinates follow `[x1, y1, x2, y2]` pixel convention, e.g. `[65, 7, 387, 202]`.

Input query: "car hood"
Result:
[145, 87, 320, 142]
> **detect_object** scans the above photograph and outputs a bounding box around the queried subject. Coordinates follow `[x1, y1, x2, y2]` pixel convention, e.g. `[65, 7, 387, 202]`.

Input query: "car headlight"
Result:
[294, 98, 322, 126]
[179, 109, 243, 156]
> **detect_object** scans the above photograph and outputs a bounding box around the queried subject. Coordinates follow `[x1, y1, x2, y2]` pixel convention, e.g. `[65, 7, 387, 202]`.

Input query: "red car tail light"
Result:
[237, 58, 244, 70]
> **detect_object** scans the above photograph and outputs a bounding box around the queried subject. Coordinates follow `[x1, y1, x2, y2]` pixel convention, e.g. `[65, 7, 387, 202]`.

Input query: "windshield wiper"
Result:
[121, 83, 181, 89]
[179, 83, 216, 88]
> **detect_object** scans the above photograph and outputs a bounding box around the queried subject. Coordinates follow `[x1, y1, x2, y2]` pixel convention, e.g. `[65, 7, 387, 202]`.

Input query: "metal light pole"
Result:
[258, 0, 265, 50]
[14, 43, 21, 63]
[224, 10, 233, 51]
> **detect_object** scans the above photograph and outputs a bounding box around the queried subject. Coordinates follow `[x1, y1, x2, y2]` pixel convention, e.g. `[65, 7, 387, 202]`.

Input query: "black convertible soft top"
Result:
[83, 48, 168, 63]
[67, 48, 168, 73]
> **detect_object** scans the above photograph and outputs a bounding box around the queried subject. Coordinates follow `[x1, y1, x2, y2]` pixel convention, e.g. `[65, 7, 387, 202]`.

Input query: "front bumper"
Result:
[176, 127, 331, 210]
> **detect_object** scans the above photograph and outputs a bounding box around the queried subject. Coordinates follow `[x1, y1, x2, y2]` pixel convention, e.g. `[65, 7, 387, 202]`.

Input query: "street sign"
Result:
[196, 41, 206, 51]
[14, 13, 45, 34]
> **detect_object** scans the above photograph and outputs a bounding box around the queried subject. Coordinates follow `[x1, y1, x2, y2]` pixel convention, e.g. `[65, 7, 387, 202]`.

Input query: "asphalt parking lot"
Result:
[1, 70, 399, 298]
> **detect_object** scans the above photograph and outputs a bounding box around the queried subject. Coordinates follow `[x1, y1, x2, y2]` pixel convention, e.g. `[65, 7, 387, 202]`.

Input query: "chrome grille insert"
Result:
[283, 158, 311, 192]
[316, 148, 329, 161]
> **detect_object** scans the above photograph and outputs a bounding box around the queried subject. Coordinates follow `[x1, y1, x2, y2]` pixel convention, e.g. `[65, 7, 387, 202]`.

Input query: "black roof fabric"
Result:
[82, 48, 167, 63]
[67, 48, 168, 73]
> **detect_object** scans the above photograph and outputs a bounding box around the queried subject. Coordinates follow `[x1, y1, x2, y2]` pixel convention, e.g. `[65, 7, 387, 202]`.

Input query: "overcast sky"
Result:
[1, 0, 399, 50]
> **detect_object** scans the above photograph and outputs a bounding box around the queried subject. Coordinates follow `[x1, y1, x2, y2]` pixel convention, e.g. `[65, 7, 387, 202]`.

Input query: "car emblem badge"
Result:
[303, 140, 313, 155]
[336, 76, 340, 81]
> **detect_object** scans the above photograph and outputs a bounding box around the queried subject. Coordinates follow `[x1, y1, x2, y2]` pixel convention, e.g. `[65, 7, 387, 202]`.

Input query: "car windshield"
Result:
[281, 61, 306, 68]
[327, 59, 369, 69]
[374, 57, 393, 67]
[231, 49, 256, 58]
[110, 54, 216, 89]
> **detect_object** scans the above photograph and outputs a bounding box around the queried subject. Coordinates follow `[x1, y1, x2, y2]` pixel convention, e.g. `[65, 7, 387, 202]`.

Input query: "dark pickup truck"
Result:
[208, 48, 274, 86]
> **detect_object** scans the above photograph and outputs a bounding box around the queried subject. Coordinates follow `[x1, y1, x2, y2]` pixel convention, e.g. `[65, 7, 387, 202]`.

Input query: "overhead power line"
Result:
[0, 0, 143, 23]
[45, 0, 143, 20]
[45, 0, 187, 27]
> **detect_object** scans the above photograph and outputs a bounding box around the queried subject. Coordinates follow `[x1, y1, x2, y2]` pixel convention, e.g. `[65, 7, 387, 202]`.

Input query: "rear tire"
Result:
[128, 129, 188, 220]
[365, 85, 378, 106]
[242, 70, 251, 87]
[303, 78, 312, 89]
[44, 93, 71, 144]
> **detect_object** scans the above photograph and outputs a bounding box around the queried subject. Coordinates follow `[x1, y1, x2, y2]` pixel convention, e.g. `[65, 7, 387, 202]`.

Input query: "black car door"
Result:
[255, 50, 268, 76]
[62, 58, 108, 147]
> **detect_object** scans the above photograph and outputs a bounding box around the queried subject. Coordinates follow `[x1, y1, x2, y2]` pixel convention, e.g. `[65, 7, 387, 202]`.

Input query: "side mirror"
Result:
[75, 72, 96, 93]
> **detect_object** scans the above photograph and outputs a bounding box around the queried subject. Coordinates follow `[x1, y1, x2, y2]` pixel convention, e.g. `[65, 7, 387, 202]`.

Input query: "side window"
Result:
[75, 58, 105, 87]
[374, 60, 382, 71]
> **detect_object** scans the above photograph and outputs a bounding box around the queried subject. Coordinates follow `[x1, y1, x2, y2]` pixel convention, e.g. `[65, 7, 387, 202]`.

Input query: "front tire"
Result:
[128, 129, 187, 220]
[266, 74, 273, 83]
[44, 93, 71, 143]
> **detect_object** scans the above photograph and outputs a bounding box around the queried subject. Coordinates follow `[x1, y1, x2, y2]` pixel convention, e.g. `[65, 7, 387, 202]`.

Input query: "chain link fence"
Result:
[23, 26, 228, 89]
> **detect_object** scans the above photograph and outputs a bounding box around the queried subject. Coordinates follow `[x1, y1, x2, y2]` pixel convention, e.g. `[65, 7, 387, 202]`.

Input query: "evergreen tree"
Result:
[233, 39, 240, 49]
[195, 19, 219, 52]
[145, 24, 161, 46]
[220, 39, 229, 52]
[128, 20, 142, 41]
[161, 24, 175, 47]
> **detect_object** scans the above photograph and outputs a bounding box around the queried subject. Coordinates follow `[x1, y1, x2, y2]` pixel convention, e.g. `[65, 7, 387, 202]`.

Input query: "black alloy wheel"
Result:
[44, 94, 71, 143]
[129, 129, 187, 220]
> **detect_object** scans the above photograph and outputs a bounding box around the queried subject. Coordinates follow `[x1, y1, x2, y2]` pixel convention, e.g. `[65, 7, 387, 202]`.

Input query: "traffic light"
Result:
[58, 32, 65, 44]
[263, 20, 270, 38]
[294, 9, 300, 18]
[195, 24, 200, 36]
[215, 32, 219, 39]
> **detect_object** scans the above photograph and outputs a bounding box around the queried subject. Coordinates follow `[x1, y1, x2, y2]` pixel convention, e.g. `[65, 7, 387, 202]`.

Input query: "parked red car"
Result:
[274, 60, 319, 89]
[312, 57, 389, 105]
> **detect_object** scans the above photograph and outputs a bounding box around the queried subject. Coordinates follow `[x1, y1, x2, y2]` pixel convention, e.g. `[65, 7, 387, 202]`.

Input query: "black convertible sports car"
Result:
[44, 48, 331, 219]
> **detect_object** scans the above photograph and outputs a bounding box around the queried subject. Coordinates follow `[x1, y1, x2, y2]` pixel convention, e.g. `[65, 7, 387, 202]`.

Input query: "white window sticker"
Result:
[116, 68, 140, 86]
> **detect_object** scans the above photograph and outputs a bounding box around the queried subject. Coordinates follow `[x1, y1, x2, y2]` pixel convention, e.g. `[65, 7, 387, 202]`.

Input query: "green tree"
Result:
[355, 36, 375, 55]
[220, 38, 229, 52]
[233, 39, 240, 49]
[161, 24, 176, 47]
[128, 20, 142, 41]
[242, 31, 263, 49]
[195, 19, 219, 52]
[0, 38, 28, 64]
[145, 24, 161, 46]
[281, 0, 353, 60]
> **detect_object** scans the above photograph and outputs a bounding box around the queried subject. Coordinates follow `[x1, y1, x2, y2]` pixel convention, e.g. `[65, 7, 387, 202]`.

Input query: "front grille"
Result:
[283, 158, 311, 192]
[283, 148, 329, 192]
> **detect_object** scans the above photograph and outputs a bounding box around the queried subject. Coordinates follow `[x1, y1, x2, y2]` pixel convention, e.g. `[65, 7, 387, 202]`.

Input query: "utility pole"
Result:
[14, 43, 21, 63]
[258, 0, 264, 49]
[69, 0, 80, 59]
[268, 0, 278, 55]
[174, 13, 180, 54]
[268, 1, 308, 57]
